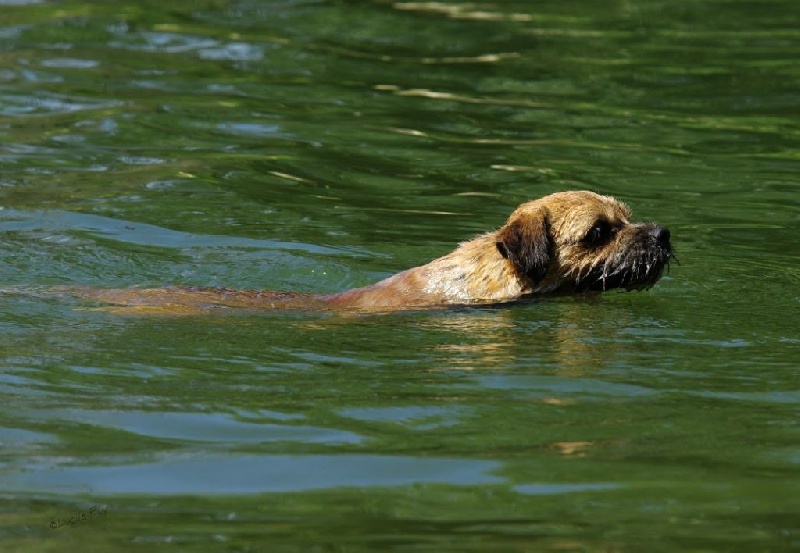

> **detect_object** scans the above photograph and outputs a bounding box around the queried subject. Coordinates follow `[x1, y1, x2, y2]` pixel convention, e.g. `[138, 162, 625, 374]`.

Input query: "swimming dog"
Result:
[80, 191, 673, 312]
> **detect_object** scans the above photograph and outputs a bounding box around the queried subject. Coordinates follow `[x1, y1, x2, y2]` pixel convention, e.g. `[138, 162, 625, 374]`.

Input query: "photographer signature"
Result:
[50, 505, 108, 529]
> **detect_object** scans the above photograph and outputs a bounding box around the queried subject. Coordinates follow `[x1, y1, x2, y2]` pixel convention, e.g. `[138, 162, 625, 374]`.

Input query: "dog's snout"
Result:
[651, 226, 670, 244]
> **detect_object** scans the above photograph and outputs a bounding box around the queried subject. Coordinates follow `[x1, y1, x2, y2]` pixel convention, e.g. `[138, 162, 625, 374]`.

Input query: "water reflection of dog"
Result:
[417, 299, 658, 460]
[77, 191, 673, 313]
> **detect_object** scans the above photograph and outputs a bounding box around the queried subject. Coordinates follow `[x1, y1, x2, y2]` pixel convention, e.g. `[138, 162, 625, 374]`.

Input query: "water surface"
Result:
[1, 0, 799, 551]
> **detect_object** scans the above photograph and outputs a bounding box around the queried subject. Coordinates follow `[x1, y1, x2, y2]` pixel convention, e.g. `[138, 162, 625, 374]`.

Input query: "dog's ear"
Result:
[496, 210, 552, 284]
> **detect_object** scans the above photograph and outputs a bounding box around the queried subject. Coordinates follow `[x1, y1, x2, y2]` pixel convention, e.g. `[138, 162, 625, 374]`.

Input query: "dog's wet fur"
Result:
[75, 191, 673, 313]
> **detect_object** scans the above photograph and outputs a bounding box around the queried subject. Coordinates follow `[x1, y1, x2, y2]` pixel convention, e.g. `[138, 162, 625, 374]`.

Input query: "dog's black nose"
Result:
[651, 226, 670, 244]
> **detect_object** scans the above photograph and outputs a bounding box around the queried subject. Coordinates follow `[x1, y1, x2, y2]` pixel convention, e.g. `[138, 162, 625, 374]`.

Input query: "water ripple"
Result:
[4, 453, 504, 495]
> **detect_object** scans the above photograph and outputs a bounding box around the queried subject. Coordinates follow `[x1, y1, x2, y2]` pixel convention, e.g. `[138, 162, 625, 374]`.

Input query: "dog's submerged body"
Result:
[78, 191, 673, 313]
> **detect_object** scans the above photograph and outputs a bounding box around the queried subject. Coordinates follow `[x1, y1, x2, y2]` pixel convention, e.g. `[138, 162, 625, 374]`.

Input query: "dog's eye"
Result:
[584, 221, 612, 246]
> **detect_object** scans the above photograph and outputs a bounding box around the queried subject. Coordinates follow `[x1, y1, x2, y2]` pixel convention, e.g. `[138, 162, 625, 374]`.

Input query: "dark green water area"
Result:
[1, 1, 798, 551]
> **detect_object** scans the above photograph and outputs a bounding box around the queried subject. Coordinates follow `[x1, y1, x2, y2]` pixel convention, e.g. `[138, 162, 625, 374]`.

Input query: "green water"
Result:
[1, 0, 799, 550]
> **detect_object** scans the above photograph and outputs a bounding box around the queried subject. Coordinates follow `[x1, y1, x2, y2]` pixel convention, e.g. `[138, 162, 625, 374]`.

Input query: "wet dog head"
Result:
[496, 191, 673, 293]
